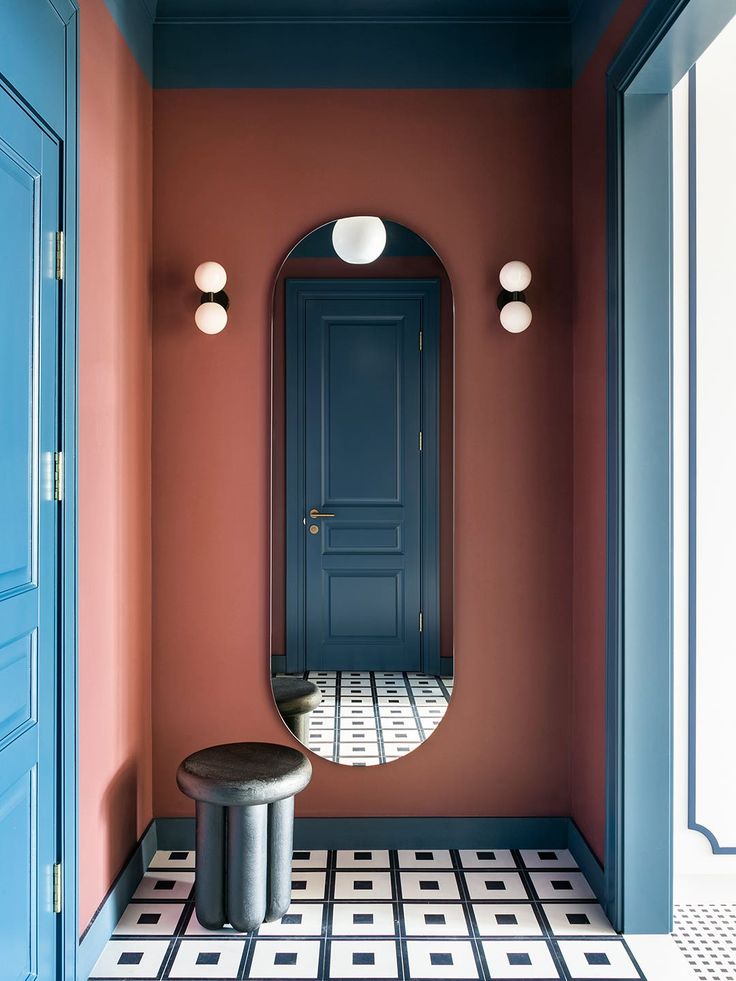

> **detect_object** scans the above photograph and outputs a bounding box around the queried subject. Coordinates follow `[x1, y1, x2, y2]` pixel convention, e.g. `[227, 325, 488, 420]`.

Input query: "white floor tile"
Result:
[397, 849, 453, 869]
[472, 904, 543, 937]
[289, 871, 327, 900]
[520, 848, 578, 870]
[168, 938, 246, 978]
[336, 849, 391, 869]
[530, 872, 595, 901]
[90, 939, 171, 979]
[403, 903, 470, 936]
[558, 939, 640, 979]
[248, 939, 321, 979]
[399, 871, 461, 901]
[462, 871, 528, 901]
[405, 939, 479, 979]
[458, 849, 515, 870]
[257, 903, 325, 937]
[481, 939, 560, 979]
[334, 871, 394, 900]
[113, 902, 185, 936]
[331, 904, 397, 936]
[543, 903, 615, 937]
[328, 939, 399, 978]
[132, 871, 194, 901]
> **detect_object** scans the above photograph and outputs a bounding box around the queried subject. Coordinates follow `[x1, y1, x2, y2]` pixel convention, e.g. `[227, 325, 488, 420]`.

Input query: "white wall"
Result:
[673, 17, 736, 903]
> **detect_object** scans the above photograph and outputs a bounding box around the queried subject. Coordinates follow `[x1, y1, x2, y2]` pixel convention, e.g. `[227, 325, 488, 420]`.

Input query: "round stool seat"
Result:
[272, 677, 322, 715]
[177, 741, 312, 808]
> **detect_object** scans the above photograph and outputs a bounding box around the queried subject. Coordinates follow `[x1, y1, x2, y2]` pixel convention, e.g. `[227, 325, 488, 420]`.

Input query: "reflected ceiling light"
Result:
[498, 260, 532, 333]
[332, 216, 387, 264]
[194, 261, 229, 334]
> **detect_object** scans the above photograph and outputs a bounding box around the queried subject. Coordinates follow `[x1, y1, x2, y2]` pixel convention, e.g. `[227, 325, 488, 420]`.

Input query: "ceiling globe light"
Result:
[332, 216, 387, 264]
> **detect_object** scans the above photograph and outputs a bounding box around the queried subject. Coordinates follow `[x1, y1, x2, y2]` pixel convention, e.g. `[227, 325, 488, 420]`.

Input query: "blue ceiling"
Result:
[153, 1, 582, 20]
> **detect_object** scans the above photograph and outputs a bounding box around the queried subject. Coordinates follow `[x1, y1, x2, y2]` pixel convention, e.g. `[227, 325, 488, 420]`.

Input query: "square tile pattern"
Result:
[672, 904, 736, 981]
[90, 847, 647, 979]
[275, 672, 451, 766]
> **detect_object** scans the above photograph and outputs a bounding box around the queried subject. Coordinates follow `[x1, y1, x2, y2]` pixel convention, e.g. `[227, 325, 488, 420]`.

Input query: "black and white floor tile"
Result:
[672, 904, 736, 980]
[274, 672, 452, 766]
[90, 846, 649, 980]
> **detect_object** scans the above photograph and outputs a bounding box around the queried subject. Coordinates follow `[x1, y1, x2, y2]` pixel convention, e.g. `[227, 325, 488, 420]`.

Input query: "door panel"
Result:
[289, 284, 429, 672]
[0, 84, 59, 981]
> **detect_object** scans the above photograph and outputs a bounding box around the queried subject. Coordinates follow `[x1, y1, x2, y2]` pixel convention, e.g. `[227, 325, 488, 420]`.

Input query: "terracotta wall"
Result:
[570, 0, 650, 862]
[78, 0, 153, 931]
[152, 88, 573, 819]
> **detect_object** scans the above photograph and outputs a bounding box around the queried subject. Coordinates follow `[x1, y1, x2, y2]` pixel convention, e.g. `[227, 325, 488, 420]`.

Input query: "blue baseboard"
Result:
[77, 814, 607, 978]
[77, 820, 159, 981]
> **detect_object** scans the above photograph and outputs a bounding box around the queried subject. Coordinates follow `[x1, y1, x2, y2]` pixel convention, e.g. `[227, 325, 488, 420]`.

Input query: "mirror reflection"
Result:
[271, 217, 454, 765]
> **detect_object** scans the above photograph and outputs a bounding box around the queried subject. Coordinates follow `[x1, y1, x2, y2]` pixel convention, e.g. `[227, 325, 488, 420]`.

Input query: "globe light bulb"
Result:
[194, 261, 227, 293]
[499, 260, 532, 293]
[500, 300, 532, 333]
[195, 301, 228, 334]
[332, 216, 387, 264]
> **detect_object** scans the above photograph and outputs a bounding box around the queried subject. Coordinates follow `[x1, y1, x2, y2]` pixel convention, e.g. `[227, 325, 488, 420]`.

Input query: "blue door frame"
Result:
[285, 279, 441, 676]
[605, 0, 736, 934]
[0, 1, 79, 977]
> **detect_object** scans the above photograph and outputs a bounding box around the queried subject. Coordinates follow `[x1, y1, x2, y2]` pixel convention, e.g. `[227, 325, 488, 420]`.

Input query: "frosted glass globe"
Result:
[499, 260, 532, 293]
[332, 216, 387, 264]
[195, 301, 228, 334]
[194, 261, 227, 293]
[500, 300, 532, 333]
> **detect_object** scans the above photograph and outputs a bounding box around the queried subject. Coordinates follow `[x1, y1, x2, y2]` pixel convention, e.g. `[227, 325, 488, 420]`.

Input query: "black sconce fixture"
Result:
[497, 260, 533, 333]
[194, 261, 229, 334]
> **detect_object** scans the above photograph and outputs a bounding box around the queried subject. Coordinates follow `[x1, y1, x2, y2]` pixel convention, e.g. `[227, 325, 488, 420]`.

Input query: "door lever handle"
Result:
[309, 507, 336, 518]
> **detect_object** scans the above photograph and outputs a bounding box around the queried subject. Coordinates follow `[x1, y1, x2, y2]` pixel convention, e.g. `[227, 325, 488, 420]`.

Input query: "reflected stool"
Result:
[176, 742, 312, 932]
[271, 677, 322, 742]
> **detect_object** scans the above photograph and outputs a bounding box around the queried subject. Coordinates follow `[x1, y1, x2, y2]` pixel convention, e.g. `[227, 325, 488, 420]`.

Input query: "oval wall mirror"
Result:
[270, 216, 454, 766]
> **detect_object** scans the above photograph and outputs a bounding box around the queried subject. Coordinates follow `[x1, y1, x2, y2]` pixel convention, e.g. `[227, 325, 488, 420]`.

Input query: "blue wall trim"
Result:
[570, 0, 624, 81]
[77, 822, 159, 981]
[102, 0, 154, 83]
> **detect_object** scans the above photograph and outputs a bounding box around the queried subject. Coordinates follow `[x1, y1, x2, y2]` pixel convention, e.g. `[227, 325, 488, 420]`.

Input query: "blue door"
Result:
[286, 280, 439, 672]
[0, 82, 60, 980]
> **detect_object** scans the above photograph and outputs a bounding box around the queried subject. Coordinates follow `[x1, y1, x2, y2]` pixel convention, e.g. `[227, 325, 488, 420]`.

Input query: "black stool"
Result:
[176, 742, 312, 932]
[272, 677, 322, 741]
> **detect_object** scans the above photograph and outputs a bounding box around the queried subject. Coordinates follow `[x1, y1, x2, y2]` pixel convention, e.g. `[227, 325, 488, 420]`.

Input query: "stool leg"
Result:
[265, 795, 295, 921]
[292, 713, 309, 743]
[195, 801, 226, 929]
[227, 803, 268, 933]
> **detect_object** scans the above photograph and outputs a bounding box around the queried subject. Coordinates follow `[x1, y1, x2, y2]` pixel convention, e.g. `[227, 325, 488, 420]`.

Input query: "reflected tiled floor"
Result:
[90, 846, 648, 979]
[276, 671, 452, 766]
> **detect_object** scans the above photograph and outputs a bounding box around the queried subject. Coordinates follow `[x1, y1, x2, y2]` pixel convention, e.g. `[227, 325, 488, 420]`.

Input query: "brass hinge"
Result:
[419, 330, 423, 352]
[53, 863, 62, 913]
[53, 451, 63, 502]
[418, 431, 423, 452]
[55, 231, 65, 281]
[419, 611, 423, 633]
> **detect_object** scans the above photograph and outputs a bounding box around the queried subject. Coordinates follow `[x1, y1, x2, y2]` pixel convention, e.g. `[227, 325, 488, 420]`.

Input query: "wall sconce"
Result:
[497, 260, 532, 333]
[194, 261, 229, 334]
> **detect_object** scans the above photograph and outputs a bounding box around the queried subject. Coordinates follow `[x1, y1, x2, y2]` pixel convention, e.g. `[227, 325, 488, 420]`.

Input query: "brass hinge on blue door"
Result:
[53, 451, 63, 502]
[55, 231, 64, 281]
[53, 863, 62, 913]
[419, 611, 423, 633]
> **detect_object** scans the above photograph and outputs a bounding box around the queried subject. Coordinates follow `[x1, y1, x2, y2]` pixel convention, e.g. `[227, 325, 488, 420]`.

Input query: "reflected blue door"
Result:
[0, 84, 60, 979]
[287, 280, 438, 672]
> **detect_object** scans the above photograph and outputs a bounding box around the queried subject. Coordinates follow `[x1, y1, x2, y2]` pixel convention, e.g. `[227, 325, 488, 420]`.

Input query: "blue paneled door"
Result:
[0, 83, 61, 980]
[286, 280, 439, 672]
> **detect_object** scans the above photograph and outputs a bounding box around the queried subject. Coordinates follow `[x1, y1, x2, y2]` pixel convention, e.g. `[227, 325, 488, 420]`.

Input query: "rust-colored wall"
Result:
[152, 89, 573, 819]
[570, 0, 650, 861]
[78, 0, 153, 931]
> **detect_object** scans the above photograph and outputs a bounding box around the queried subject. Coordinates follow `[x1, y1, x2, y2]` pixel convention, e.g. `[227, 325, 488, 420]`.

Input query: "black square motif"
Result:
[353, 914, 374, 925]
[118, 952, 143, 966]
[477, 851, 496, 861]
[415, 851, 434, 861]
[293, 851, 310, 860]
[430, 953, 453, 966]
[353, 953, 375, 965]
[354, 880, 373, 890]
[153, 880, 176, 891]
[169, 851, 188, 861]
[508, 953, 532, 966]
[275, 953, 298, 965]
[551, 880, 573, 891]
[137, 912, 161, 925]
[282, 914, 303, 925]
[425, 914, 446, 925]
[496, 914, 518, 925]
[567, 913, 590, 925]
[292, 880, 307, 890]
[196, 953, 221, 966]
[538, 851, 558, 860]
[485, 880, 505, 891]
[419, 880, 440, 891]
[585, 952, 611, 966]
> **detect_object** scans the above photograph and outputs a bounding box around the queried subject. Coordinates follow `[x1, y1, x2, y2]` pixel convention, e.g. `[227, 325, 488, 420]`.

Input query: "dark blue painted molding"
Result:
[686, 65, 736, 856]
[154, 18, 570, 88]
[77, 822, 159, 981]
[102, 0, 154, 83]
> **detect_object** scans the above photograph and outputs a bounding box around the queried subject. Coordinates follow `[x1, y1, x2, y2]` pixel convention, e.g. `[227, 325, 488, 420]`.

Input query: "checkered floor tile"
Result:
[89, 846, 648, 979]
[274, 671, 452, 766]
[672, 904, 736, 980]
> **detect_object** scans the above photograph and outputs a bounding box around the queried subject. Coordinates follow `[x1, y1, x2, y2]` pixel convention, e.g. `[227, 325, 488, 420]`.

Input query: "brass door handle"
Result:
[309, 507, 335, 518]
